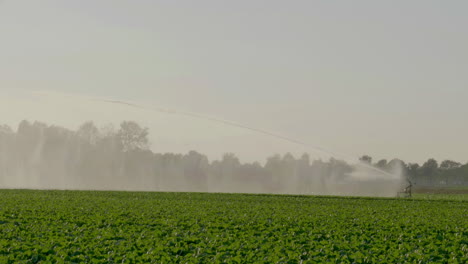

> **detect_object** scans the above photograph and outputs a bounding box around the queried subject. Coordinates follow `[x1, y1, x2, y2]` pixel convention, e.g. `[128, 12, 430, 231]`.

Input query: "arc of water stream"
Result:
[31, 91, 397, 178]
[98, 100, 397, 179]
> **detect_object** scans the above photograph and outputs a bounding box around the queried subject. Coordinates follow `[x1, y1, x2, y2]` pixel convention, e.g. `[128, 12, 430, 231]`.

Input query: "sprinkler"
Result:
[397, 178, 413, 198]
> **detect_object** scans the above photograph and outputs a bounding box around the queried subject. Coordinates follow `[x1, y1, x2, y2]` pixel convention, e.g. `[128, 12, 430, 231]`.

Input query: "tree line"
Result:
[0, 120, 466, 193]
[359, 155, 468, 188]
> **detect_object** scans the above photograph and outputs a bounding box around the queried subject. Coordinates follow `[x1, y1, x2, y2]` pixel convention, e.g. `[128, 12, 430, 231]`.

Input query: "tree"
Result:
[296, 153, 311, 193]
[421, 158, 439, 185]
[77, 121, 100, 145]
[359, 155, 372, 164]
[459, 163, 468, 185]
[421, 159, 438, 170]
[440, 160, 461, 170]
[438, 160, 462, 186]
[375, 159, 388, 170]
[282, 153, 297, 177]
[407, 163, 420, 183]
[328, 158, 353, 181]
[408, 163, 420, 172]
[387, 159, 407, 173]
[183, 150, 209, 190]
[265, 154, 283, 190]
[221, 153, 240, 167]
[117, 121, 149, 152]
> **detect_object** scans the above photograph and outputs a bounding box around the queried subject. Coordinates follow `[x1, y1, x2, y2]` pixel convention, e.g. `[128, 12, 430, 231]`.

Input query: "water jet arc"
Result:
[96, 98, 395, 178]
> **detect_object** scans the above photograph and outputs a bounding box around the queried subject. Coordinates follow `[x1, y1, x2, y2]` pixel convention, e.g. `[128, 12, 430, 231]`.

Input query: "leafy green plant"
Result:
[0, 190, 466, 263]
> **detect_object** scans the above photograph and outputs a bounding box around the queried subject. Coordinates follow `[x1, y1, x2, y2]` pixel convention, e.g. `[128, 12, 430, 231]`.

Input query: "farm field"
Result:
[413, 193, 468, 201]
[0, 190, 467, 263]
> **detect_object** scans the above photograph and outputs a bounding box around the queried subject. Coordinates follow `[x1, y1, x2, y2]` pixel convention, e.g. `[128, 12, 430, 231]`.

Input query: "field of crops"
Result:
[0, 190, 467, 263]
[413, 193, 468, 201]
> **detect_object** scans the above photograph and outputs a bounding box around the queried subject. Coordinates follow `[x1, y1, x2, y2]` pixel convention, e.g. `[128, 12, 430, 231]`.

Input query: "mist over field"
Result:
[1, 92, 467, 197]
[0, 117, 405, 197]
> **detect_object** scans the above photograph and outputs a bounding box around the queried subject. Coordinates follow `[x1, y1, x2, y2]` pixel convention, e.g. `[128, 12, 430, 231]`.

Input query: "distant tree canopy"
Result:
[359, 155, 373, 164]
[0, 120, 466, 192]
[359, 154, 467, 187]
[118, 121, 149, 152]
[440, 160, 462, 170]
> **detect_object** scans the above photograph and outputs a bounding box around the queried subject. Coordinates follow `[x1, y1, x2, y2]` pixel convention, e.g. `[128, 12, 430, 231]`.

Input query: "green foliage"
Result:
[0, 190, 467, 263]
[413, 193, 468, 201]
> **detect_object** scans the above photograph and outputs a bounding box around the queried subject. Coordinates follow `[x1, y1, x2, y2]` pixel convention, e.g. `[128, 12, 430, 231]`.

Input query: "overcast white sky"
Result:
[0, 0, 467, 164]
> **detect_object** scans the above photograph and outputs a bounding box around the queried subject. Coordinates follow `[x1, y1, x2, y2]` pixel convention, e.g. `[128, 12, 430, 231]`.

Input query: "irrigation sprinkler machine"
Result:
[397, 178, 413, 198]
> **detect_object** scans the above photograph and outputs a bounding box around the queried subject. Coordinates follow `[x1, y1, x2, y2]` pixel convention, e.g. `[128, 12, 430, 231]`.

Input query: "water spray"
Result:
[30, 91, 398, 180]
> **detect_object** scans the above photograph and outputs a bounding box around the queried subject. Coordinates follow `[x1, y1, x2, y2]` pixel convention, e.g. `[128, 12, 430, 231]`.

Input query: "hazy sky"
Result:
[1, 0, 467, 164]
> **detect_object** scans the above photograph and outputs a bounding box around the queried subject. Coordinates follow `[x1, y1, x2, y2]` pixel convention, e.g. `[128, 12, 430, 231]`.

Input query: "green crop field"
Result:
[413, 193, 468, 201]
[0, 190, 467, 263]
